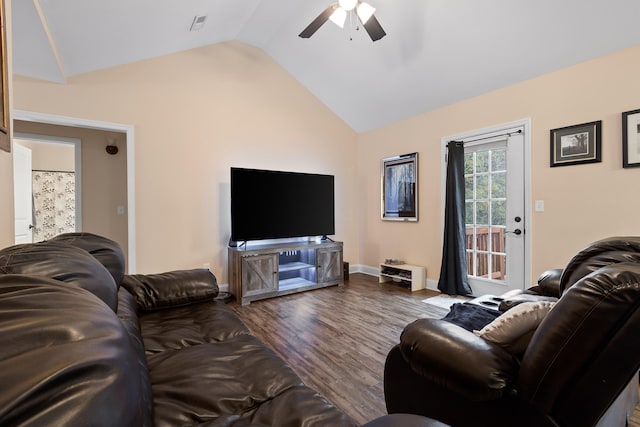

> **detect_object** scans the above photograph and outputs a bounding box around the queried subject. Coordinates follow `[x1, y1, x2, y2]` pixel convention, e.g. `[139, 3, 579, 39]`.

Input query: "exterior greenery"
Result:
[464, 149, 506, 227]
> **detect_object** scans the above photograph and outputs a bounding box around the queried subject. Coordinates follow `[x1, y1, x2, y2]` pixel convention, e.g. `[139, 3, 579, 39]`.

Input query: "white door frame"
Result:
[13, 110, 137, 273]
[440, 118, 532, 293]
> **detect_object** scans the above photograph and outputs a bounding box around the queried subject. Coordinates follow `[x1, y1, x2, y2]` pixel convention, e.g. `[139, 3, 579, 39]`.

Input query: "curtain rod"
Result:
[453, 128, 522, 145]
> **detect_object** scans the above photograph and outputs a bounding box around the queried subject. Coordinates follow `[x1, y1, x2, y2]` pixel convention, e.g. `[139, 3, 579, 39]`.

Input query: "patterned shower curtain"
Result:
[32, 171, 76, 242]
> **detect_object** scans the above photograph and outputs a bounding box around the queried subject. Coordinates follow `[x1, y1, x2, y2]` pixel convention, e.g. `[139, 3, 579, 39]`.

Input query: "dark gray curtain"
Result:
[437, 141, 472, 295]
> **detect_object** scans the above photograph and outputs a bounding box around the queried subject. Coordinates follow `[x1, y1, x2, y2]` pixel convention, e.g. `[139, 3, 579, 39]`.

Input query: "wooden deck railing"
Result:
[466, 227, 506, 280]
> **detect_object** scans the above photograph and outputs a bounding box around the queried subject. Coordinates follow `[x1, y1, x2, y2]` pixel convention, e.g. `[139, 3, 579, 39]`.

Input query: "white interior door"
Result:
[13, 143, 34, 244]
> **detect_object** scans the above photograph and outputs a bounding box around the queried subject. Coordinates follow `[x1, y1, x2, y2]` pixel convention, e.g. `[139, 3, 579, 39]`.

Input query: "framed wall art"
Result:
[381, 152, 418, 221]
[550, 120, 601, 167]
[622, 108, 640, 168]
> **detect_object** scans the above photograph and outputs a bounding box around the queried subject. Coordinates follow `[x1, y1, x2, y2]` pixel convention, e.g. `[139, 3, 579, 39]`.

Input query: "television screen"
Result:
[230, 168, 335, 242]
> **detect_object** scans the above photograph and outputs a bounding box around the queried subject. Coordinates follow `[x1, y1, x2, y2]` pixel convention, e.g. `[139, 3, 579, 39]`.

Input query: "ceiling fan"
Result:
[299, 0, 386, 42]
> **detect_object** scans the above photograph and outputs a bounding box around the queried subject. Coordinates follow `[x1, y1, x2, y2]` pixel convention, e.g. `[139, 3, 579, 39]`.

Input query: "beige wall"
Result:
[8, 35, 640, 285]
[13, 41, 358, 278]
[15, 138, 75, 172]
[358, 45, 640, 284]
[13, 122, 128, 259]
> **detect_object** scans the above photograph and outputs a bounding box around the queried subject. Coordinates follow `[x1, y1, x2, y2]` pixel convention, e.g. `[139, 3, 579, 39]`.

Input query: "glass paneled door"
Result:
[463, 129, 526, 295]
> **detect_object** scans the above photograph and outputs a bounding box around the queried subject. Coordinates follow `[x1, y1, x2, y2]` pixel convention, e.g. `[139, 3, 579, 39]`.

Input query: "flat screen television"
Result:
[230, 167, 335, 242]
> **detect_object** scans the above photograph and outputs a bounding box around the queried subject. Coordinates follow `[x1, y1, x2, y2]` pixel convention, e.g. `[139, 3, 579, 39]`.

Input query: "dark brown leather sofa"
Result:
[0, 232, 443, 427]
[384, 236, 640, 427]
[0, 232, 355, 426]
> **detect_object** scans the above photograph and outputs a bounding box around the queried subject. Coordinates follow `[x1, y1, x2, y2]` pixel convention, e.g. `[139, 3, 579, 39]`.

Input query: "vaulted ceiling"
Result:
[11, 0, 640, 132]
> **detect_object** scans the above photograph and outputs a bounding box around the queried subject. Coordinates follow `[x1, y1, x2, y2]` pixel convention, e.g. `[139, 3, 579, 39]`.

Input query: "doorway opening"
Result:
[441, 119, 531, 296]
[12, 110, 136, 273]
[13, 134, 81, 243]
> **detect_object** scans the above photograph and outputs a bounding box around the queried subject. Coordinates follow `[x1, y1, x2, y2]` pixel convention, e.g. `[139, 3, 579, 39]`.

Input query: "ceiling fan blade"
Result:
[362, 14, 386, 41]
[299, 4, 340, 38]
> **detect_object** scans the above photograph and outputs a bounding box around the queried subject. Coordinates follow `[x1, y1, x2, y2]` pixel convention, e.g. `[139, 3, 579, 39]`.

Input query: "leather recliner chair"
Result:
[384, 236, 640, 427]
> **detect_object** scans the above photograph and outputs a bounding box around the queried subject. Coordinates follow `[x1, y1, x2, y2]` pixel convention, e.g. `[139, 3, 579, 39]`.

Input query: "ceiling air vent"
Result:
[190, 15, 207, 31]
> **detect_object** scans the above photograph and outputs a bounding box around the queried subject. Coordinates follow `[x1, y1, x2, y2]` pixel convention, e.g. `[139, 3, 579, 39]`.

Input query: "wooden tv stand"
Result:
[228, 240, 343, 305]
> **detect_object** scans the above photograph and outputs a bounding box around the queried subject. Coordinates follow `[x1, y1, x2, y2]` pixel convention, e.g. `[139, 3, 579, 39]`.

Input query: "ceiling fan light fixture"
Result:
[329, 7, 347, 28]
[356, 2, 376, 24]
[298, 0, 385, 41]
[338, 0, 358, 12]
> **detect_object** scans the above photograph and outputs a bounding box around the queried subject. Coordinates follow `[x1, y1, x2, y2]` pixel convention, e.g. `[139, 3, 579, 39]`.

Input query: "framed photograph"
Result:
[550, 120, 601, 167]
[0, 0, 9, 152]
[622, 109, 640, 168]
[381, 152, 418, 221]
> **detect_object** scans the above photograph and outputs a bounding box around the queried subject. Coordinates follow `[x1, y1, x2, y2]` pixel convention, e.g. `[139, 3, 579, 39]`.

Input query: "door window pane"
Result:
[491, 200, 506, 226]
[491, 172, 506, 198]
[464, 146, 507, 282]
[476, 151, 489, 173]
[476, 201, 489, 225]
[476, 175, 489, 199]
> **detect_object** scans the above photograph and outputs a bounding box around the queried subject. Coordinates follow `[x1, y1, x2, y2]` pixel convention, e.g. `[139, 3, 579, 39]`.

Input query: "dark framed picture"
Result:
[622, 109, 640, 168]
[381, 152, 418, 221]
[550, 121, 601, 167]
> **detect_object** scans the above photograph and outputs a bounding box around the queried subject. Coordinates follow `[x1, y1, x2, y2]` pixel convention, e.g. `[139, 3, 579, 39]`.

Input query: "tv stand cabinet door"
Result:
[242, 253, 278, 297]
[317, 246, 343, 284]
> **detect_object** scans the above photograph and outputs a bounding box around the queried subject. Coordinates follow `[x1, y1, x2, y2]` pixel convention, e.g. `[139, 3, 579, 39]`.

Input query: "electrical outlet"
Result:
[535, 200, 545, 212]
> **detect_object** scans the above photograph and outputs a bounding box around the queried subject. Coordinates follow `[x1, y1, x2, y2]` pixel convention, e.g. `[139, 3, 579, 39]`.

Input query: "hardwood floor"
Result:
[231, 273, 640, 426]
[231, 273, 446, 425]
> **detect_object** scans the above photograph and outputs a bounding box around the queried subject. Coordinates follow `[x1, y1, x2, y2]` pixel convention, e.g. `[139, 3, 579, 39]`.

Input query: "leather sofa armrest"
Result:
[536, 268, 563, 297]
[121, 268, 219, 311]
[498, 294, 558, 312]
[497, 269, 562, 311]
[399, 319, 518, 401]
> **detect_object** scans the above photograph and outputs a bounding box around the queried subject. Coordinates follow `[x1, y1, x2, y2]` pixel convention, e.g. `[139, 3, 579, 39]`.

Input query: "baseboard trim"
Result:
[350, 264, 379, 277]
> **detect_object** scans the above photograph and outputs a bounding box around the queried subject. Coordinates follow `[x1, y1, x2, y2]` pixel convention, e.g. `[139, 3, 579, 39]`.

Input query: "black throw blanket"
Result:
[441, 303, 500, 331]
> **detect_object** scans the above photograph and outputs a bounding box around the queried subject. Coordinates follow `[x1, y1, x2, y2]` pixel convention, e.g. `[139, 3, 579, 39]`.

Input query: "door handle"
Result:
[28, 224, 35, 230]
[506, 229, 522, 235]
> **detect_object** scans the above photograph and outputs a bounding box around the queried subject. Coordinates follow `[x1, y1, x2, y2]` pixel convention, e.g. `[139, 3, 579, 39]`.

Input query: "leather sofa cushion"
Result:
[50, 232, 126, 285]
[247, 385, 356, 426]
[147, 334, 303, 424]
[0, 275, 146, 426]
[0, 241, 118, 311]
[121, 269, 218, 311]
[140, 300, 251, 354]
[146, 333, 353, 426]
[139, 300, 354, 426]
